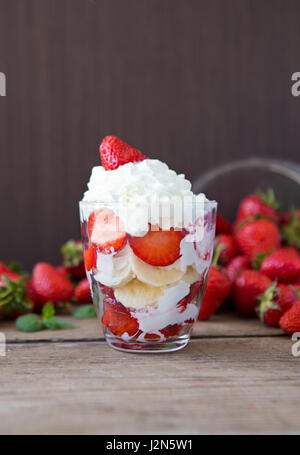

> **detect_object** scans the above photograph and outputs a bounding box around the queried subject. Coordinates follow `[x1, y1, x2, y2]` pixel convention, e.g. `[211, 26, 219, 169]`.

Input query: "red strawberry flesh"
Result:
[99, 136, 146, 170]
[88, 208, 127, 255]
[129, 225, 184, 267]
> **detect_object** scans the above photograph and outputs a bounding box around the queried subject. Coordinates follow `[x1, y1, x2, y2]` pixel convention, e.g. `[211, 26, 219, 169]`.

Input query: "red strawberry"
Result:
[160, 324, 183, 338]
[84, 246, 96, 271]
[101, 298, 139, 337]
[129, 225, 184, 267]
[236, 219, 281, 260]
[290, 283, 300, 298]
[280, 209, 300, 249]
[98, 283, 115, 299]
[198, 267, 231, 320]
[61, 240, 85, 279]
[279, 300, 300, 335]
[25, 279, 41, 311]
[177, 280, 203, 313]
[0, 262, 15, 275]
[56, 266, 69, 277]
[0, 270, 33, 319]
[257, 282, 298, 327]
[225, 255, 251, 282]
[215, 234, 239, 265]
[32, 263, 74, 304]
[260, 248, 300, 284]
[216, 214, 232, 235]
[232, 270, 272, 317]
[74, 278, 92, 303]
[88, 208, 127, 255]
[99, 136, 146, 170]
[236, 189, 280, 224]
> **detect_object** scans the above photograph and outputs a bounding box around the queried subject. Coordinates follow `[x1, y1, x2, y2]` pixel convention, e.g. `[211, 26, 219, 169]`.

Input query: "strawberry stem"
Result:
[212, 244, 224, 267]
[256, 188, 281, 212]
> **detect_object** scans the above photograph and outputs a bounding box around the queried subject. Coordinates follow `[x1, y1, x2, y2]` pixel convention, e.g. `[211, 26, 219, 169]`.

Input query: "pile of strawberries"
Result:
[0, 240, 92, 320]
[199, 189, 300, 335]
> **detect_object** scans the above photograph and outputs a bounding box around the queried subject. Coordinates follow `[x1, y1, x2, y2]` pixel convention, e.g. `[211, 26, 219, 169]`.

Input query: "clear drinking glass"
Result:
[79, 199, 217, 353]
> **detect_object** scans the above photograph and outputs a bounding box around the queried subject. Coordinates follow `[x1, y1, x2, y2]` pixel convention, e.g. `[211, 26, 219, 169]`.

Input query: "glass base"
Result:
[105, 334, 190, 353]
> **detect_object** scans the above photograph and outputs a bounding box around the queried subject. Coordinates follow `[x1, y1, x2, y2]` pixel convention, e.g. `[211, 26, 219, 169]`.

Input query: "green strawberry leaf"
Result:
[42, 302, 55, 320]
[256, 188, 281, 212]
[44, 316, 76, 330]
[8, 261, 24, 274]
[252, 252, 267, 270]
[61, 240, 83, 267]
[16, 314, 45, 332]
[73, 304, 97, 319]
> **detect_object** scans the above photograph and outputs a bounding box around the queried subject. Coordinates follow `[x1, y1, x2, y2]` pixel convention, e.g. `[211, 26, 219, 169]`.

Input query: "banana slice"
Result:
[114, 279, 165, 309]
[130, 251, 185, 287]
[182, 266, 201, 284]
[94, 263, 135, 288]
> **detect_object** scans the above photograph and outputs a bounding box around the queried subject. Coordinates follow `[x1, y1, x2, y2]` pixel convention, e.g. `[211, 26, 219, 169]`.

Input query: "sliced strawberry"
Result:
[84, 246, 96, 271]
[88, 208, 127, 255]
[129, 225, 184, 267]
[160, 323, 183, 338]
[177, 280, 202, 313]
[99, 283, 115, 299]
[99, 136, 146, 170]
[101, 298, 139, 337]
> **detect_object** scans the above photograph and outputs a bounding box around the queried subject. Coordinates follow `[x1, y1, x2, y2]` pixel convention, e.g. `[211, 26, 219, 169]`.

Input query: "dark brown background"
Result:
[0, 0, 299, 270]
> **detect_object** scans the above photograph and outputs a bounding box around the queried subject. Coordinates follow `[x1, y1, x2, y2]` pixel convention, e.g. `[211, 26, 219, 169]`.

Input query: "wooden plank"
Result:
[0, 337, 298, 435]
[0, 312, 282, 343]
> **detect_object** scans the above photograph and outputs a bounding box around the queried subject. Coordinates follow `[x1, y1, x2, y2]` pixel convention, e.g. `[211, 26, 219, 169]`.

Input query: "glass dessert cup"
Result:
[79, 200, 217, 353]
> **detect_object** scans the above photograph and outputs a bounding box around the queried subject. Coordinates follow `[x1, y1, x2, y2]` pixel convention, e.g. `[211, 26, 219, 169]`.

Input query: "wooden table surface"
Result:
[0, 313, 299, 435]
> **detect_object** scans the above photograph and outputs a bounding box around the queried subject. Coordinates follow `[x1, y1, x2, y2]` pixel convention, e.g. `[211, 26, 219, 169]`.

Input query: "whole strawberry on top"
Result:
[32, 263, 74, 305]
[256, 282, 298, 327]
[99, 136, 146, 170]
[260, 248, 300, 284]
[235, 188, 281, 225]
[61, 240, 85, 279]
